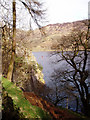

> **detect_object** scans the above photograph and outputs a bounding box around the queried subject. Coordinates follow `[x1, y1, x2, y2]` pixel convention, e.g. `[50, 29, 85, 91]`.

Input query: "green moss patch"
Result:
[1, 77, 51, 119]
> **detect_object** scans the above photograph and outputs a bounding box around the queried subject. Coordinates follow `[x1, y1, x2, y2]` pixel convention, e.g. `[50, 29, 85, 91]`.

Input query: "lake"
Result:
[33, 51, 90, 86]
[33, 52, 70, 86]
[33, 51, 90, 112]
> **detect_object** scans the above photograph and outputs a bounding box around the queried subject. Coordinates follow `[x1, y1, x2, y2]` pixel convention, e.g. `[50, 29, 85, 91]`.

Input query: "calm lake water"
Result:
[33, 51, 90, 111]
[33, 51, 90, 87]
[33, 52, 70, 86]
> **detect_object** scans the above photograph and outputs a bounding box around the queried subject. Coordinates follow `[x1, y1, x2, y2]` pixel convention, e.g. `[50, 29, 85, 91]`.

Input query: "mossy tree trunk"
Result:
[7, 0, 16, 82]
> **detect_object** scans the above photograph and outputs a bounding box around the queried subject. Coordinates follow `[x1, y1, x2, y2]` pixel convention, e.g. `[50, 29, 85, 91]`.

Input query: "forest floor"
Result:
[24, 92, 88, 120]
[2, 77, 89, 120]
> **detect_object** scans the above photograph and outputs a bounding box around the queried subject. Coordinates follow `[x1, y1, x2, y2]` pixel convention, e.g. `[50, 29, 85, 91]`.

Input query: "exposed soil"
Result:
[23, 92, 82, 120]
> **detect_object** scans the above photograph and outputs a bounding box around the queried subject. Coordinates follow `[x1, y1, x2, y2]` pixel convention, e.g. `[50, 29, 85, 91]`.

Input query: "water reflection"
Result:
[33, 51, 90, 112]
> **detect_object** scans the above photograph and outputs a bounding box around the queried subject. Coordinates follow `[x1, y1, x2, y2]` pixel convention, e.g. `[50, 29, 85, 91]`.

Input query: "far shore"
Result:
[31, 49, 90, 52]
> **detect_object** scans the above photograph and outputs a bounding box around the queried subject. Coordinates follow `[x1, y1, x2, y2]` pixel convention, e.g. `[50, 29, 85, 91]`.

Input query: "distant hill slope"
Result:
[16, 19, 88, 51]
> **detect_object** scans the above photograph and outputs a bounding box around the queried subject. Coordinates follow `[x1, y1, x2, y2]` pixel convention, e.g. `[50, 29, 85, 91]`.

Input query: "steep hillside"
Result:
[16, 19, 88, 51]
[24, 92, 89, 120]
[2, 77, 88, 120]
[2, 77, 51, 119]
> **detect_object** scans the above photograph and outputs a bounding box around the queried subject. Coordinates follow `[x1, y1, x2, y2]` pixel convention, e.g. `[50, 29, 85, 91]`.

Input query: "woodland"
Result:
[0, 0, 90, 119]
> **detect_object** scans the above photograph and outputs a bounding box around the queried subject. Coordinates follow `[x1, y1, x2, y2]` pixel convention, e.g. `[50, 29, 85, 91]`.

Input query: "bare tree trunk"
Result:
[76, 97, 78, 112]
[7, 0, 16, 82]
[80, 94, 90, 117]
[30, 68, 36, 92]
[66, 97, 68, 109]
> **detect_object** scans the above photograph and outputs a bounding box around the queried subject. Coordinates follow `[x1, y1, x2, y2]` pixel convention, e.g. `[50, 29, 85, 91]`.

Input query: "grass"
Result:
[58, 106, 89, 120]
[1, 77, 51, 119]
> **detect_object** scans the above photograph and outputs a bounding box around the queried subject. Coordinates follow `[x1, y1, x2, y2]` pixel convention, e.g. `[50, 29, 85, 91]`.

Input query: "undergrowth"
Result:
[1, 77, 51, 119]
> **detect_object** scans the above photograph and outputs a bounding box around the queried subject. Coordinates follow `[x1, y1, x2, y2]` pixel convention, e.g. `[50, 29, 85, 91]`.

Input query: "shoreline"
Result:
[31, 49, 90, 52]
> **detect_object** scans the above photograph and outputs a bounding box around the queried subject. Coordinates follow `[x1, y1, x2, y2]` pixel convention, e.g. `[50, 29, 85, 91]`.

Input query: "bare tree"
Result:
[50, 69, 79, 109]
[7, 0, 16, 81]
[0, 0, 46, 81]
[51, 20, 90, 116]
